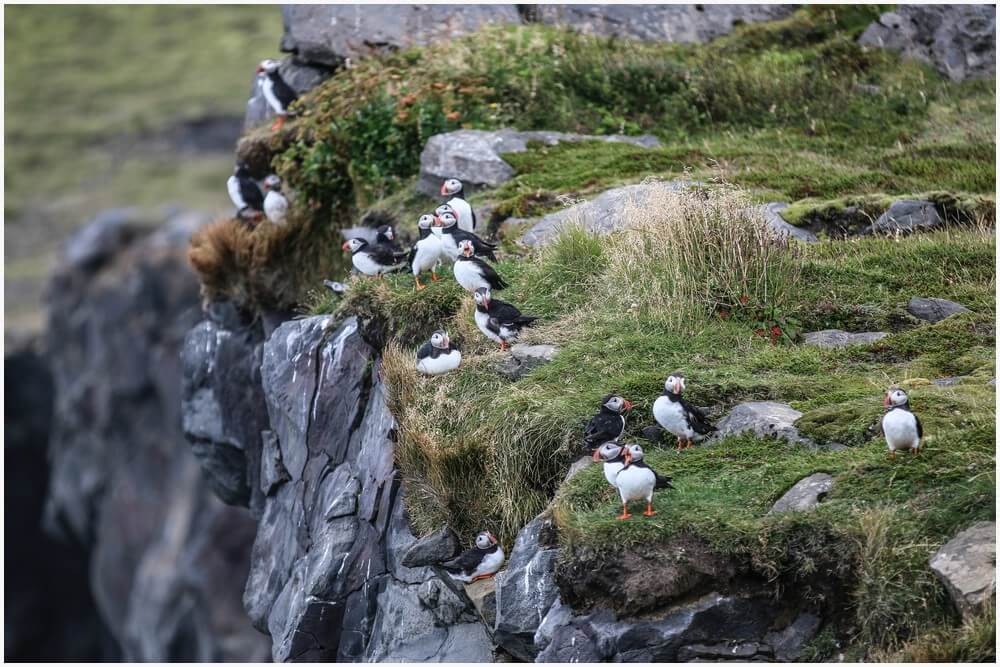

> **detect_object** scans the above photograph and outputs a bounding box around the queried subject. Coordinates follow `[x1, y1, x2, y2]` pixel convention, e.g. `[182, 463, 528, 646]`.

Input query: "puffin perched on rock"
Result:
[882, 386, 923, 458]
[440, 178, 477, 232]
[409, 214, 444, 290]
[434, 211, 498, 262]
[256, 59, 298, 131]
[262, 175, 288, 225]
[614, 444, 672, 520]
[342, 238, 407, 277]
[594, 442, 628, 487]
[454, 240, 507, 293]
[416, 330, 461, 375]
[473, 287, 537, 350]
[227, 163, 264, 222]
[652, 373, 716, 450]
[440, 531, 505, 583]
[583, 395, 633, 450]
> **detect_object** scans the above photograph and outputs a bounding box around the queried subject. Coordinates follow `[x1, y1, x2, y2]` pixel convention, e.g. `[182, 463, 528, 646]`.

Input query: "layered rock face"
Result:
[42, 209, 270, 661]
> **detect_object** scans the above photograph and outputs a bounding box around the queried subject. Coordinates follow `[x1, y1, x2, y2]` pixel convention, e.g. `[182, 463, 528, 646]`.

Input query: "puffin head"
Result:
[458, 239, 475, 257]
[418, 214, 435, 231]
[441, 178, 463, 197]
[437, 211, 458, 229]
[884, 387, 908, 408]
[664, 373, 686, 395]
[473, 287, 491, 309]
[376, 224, 394, 242]
[475, 531, 498, 549]
[623, 443, 644, 466]
[342, 238, 365, 253]
[593, 441, 624, 462]
[602, 394, 633, 414]
[263, 174, 281, 192]
[234, 162, 251, 177]
[430, 330, 450, 350]
[256, 58, 280, 74]
[435, 203, 454, 218]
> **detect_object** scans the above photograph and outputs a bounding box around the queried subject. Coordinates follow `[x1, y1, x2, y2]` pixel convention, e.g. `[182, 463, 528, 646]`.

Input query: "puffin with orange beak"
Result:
[583, 395, 633, 450]
[652, 373, 716, 450]
[255, 59, 298, 131]
[440, 178, 477, 232]
[408, 214, 444, 290]
[440, 531, 505, 583]
[434, 211, 498, 262]
[453, 239, 507, 292]
[416, 329, 461, 375]
[473, 287, 537, 350]
[614, 444, 672, 520]
[593, 442, 628, 487]
[882, 386, 923, 459]
[342, 237, 406, 277]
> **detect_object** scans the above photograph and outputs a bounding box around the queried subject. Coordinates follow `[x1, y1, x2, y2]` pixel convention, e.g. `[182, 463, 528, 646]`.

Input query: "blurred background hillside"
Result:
[4, 5, 282, 336]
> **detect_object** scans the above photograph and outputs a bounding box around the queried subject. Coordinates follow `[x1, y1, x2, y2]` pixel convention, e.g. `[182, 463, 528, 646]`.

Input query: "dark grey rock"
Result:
[928, 521, 996, 620]
[402, 525, 461, 568]
[533, 597, 572, 653]
[496, 343, 561, 380]
[677, 641, 771, 660]
[494, 513, 560, 661]
[62, 208, 141, 270]
[535, 618, 603, 663]
[713, 401, 814, 447]
[769, 473, 835, 514]
[260, 430, 289, 495]
[865, 199, 942, 235]
[859, 5, 996, 82]
[802, 329, 889, 349]
[764, 611, 821, 661]
[906, 296, 971, 323]
[464, 577, 498, 628]
[761, 202, 818, 243]
[418, 578, 476, 626]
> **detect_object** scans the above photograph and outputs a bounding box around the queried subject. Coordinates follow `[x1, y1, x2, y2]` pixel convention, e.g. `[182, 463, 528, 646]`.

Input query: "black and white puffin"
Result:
[409, 214, 445, 290]
[416, 330, 462, 375]
[439, 531, 505, 583]
[593, 441, 627, 487]
[256, 59, 298, 131]
[882, 386, 923, 458]
[433, 211, 498, 262]
[262, 174, 288, 225]
[583, 395, 633, 449]
[227, 163, 264, 222]
[652, 373, 716, 450]
[440, 178, 476, 232]
[375, 224, 403, 253]
[341, 238, 407, 276]
[473, 287, 537, 350]
[453, 240, 507, 293]
[614, 443, 672, 520]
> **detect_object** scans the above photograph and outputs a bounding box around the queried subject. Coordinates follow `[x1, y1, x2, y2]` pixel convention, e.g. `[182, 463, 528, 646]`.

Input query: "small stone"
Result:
[562, 456, 592, 484]
[760, 203, 818, 243]
[401, 525, 460, 568]
[769, 474, 835, 514]
[932, 377, 964, 386]
[713, 401, 814, 447]
[802, 330, 889, 349]
[865, 200, 942, 235]
[906, 297, 971, 323]
[642, 425, 666, 442]
[496, 344, 560, 380]
[928, 521, 996, 620]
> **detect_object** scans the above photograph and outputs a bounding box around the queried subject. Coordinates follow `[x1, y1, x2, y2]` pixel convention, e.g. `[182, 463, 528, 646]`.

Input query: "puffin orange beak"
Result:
[255, 65, 263, 74]
[623, 400, 633, 411]
[592, 449, 602, 462]
[432, 216, 442, 227]
[341, 241, 351, 251]
[440, 183, 449, 196]
[883, 394, 891, 407]
[489, 534, 498, 545]
[442, 335, 450, 347]
[463, 246, 472, 257]
[624, 449, 633, 466]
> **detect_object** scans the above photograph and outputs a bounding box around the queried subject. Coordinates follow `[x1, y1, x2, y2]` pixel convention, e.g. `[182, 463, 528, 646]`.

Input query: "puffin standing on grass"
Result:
[454, 240, 507, 293]
[342, 238, 407, 277]
[594, 442, 628, 487]
[473, 287, 537, 350]
[614, 444, 672, 520]
[440, 531, 505, 583]
[256, 59, 298, 131]
[375, 224, 403, 253]
[416, 330, 462, 375]
[583, 395, 633, 450]
[440, 178, 477, 232]
[409, 214, 445, 290]
[434, 211, 498, 262]
[227, 163, 264, 222]
[652, 373, 716, 450]
[882, 387, 923, 458]
[262, 175, 289, 225]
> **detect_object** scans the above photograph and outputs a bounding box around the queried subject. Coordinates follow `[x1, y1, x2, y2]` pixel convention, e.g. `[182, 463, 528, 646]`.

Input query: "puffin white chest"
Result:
[454, 259, 486, 292]
[352, 252, 386, 275]
[471, 547, 505, 579]
[448, 197, 475, 232]
[603, 460, 625, 486]
[883, 409, 919, 450]
[439, 233, 461, 261]
[264, 191, 288, 224]
[616, 465, 656, 502]
[416, 349, 462, 375]
[653, 396, 692, 438]
[474, 309, 502, 343]
[412, 236, 443, 274]
[227, 175, 247, 210]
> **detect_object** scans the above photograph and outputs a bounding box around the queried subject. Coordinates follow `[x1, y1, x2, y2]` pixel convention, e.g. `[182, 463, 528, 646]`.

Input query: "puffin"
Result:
[453, 240, 507, 293]
[882, 387, 923, 458]
[416, 330, 462, 375]
[341, 238, 407, 277]
[256, 59, 298, 131]
[440, 178, 476, 232]
[227, 163, 264, 222]
[440, 531, 505, 583]
[583, 395, 633, 450]
[408, 214, 445, 290]
[473, 287, 537, 350]
[593, 442, 628, 487]
[434, 211, 498, 262]
[652, 373, 716, 450]
[375, 224, 403, 253]
[262, 174, 289, 225]
[614, 444, 672, 520]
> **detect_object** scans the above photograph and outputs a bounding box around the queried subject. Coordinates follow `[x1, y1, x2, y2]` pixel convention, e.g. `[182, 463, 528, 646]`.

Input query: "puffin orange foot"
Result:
[469, 573, 495, 583]
[431, 272, 440, 282]
[617, 512, 632, 520]
[643, 503, 656, 517]
[271, 115, 287, 131]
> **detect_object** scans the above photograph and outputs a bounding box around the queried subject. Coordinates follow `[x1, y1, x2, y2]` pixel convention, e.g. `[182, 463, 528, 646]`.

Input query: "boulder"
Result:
[761, 202, 818, 243]
[768, 473, 835, 514]
[464, 577, 498, 628]
[533, 597, 572, 653]
[928, 521, 996, 620]
[865, 199, 942, 235]
[859, 5, 996, 82]
[802, 329, 889, 349]
[906, 296, 971, 323]
[417, 129, 659, 196]
[677, 641, 772, 660]
[763, 611, 821, 662]
[520, 180, 701, 247]
[496, 343, 560, 380]
[713, 401, 814, 447]
[402, 525, 461, 568]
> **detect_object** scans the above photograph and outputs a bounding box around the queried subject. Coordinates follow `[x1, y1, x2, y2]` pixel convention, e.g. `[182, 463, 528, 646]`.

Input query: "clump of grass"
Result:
[876, 606, 995, 662]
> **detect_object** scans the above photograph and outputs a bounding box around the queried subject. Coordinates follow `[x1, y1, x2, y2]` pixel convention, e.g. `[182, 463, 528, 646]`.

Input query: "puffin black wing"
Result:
[470, 257, 507, 290]
[240, 178, 264, 210]
[451, 228, 498, 262]
[269, 72, 298, 109]
[678, 396, 716, 435]
[366, 243, 406, 267]
[915, 414, 923, 439]
[416, 341, 433, 361]
[491, 300, 537, 327]
[584, 413, 622, 448]
[440, 547, 486, 574]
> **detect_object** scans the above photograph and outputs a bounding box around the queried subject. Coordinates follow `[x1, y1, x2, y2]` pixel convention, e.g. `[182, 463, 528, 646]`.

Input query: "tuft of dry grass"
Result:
[874, 605, 995, 662]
